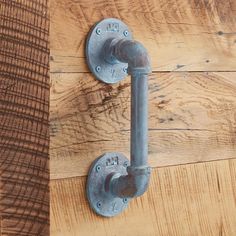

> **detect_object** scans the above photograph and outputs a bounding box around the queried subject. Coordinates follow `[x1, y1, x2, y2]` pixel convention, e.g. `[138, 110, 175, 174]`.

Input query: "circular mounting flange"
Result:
[86, 152, 130, 217]
[86, 18, 132, 84]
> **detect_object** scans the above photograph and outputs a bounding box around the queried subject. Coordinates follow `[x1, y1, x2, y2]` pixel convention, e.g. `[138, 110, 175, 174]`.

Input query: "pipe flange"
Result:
[86, 18, 132, 84]
[86, 152, 130, 217]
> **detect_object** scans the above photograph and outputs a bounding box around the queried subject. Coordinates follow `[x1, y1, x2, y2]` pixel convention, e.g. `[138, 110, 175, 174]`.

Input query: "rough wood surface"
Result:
[50, 72, 236, 179]
[50, 0, 236, 73]
[49, 1, 236, 235]
[50, 159, 236, 236]
[0, 0, 49, 235]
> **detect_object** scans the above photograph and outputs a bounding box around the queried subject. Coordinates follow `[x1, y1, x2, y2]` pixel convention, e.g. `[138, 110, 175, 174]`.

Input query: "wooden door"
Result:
[50, 0, 236, 235]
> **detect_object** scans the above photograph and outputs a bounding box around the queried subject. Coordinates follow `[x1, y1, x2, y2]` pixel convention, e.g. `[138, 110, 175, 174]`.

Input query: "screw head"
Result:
[96, 28, 101, 35]
[97, 201, 102, 208]
[123, 161, 129, 167]
[123, 198, 128, 204]
[96, 165, 101, 172]
[95, 66, 101, 72]
[123, 30, 129, 37]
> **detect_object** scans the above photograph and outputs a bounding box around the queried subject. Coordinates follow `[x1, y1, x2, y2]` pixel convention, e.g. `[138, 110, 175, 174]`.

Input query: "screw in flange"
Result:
[123, 198, 128, 204]
[123, 30, 129, 37]
[96, 28, 101, 35]
[123, 161, 129, 167]
[96, 201, 102, 208]
[123, 67, 128, 73]
[96, 165, 101, 172]
[95, 66, 101, 73]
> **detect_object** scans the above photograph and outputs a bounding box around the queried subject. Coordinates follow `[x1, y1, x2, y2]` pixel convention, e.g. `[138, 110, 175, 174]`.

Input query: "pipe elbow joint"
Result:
[104, 38, 151, 75]
[127, 165, 151, 197]
[109, 166, 151, 198]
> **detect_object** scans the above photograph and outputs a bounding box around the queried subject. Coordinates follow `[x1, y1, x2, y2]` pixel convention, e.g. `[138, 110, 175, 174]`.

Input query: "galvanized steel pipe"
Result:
[86, 18, 152, 217]
[103, 38, 151, 198]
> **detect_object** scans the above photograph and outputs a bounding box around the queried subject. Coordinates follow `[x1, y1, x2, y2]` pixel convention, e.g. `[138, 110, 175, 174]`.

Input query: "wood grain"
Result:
[0, 0, 49, 235]
[50, 159, 236, 236]
[50, 72, 236, 179]
[50, 1, 236, 235]
[50, 0, 236, 73]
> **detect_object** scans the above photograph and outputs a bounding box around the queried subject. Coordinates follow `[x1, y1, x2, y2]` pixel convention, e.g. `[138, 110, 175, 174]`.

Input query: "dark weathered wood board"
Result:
[0, 1, 49, 235]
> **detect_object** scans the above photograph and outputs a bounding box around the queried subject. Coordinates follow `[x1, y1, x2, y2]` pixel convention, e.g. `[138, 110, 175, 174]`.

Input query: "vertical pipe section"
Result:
[104, 38, 151, 198]
[131, 74, 148, 167]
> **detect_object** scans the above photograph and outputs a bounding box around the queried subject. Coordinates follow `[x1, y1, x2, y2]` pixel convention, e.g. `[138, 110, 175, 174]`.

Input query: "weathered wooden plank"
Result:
[50, 0, 236, 72]
[50, 72, 236, 179]
[50, 159, 236, 236]
[0, 0, 49, 235]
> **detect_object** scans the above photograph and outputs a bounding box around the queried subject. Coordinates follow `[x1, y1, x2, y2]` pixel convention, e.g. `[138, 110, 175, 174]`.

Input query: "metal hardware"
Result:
[86, 18, 152, 217]
[86, 153, 130, 217]
[86, 18, 132, 84]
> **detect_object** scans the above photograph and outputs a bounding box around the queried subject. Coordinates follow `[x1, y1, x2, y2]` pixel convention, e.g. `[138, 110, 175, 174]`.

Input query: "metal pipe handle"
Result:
[86, 18, 152, 217]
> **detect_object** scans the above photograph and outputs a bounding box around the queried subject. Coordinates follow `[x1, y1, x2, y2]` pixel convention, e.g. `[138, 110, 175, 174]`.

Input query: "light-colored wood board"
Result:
[50, 72, 236, 179]
[50, 159, 236, 236]
[0, 0, 49, 235]
[50, 0, 236, 73]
